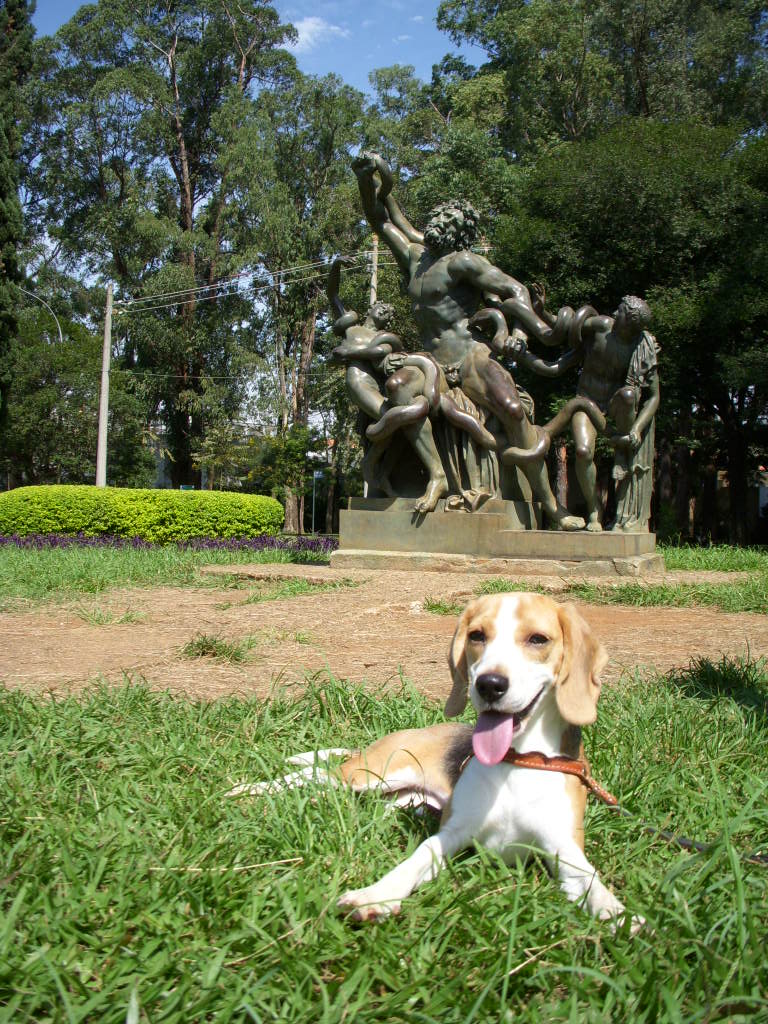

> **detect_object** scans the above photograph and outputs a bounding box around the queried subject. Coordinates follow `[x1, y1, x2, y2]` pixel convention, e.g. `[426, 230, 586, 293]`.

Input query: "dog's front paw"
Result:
[625, 913, 646, 935]
[596, 902, 646, 936]
[337, 888, 401, 922]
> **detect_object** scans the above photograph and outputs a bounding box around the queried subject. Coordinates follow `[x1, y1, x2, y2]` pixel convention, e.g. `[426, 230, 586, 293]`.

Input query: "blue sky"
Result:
[31, 0, 487, 95]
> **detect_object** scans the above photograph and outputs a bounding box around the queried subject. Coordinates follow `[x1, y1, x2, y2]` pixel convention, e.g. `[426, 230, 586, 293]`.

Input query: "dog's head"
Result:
[445, 593, 607, 764]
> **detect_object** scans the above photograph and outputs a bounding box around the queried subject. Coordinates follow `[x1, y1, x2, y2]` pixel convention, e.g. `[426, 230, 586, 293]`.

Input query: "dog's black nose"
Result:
[476, 673, 509, 703]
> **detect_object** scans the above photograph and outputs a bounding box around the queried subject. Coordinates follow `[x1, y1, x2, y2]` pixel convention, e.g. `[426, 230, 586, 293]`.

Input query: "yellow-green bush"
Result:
[0, 485, 284, 542]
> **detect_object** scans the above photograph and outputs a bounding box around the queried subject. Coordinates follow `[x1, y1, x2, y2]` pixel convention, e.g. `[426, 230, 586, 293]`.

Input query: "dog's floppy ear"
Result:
[445, 602, 475, 717]
[555, 602, 608, 725]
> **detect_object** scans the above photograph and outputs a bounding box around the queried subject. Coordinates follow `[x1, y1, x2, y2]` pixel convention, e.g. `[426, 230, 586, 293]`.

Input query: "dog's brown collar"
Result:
[461, 748, 619, 806]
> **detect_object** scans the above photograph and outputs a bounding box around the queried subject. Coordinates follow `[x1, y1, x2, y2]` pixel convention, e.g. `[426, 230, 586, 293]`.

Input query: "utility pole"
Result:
[369, 233, 378, 307]
[96, 283, 113, 487]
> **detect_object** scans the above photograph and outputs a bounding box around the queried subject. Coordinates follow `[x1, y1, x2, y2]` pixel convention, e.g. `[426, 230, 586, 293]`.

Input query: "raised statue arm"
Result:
[352, 152, 417, 273]
[326, 256, 359, 337]
[530, 283, 557, 328]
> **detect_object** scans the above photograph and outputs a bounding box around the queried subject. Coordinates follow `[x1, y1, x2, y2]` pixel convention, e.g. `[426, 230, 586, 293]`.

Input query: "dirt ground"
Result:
[1, 563, 766, 702]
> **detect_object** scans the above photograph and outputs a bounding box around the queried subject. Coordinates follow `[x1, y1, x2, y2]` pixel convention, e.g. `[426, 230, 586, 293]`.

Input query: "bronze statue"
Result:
[327, 256, 448, 508]
[351, 151, 589, 530]
[328, 256, 500, 511]
[515, 295, 659, 532]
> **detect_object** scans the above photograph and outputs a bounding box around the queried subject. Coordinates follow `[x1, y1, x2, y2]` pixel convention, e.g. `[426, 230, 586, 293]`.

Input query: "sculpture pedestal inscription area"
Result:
[330, 152, 663, 576]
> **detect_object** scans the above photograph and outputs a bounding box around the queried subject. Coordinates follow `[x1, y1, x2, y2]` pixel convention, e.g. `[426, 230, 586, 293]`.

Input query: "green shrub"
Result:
[0, 485, 284, 542]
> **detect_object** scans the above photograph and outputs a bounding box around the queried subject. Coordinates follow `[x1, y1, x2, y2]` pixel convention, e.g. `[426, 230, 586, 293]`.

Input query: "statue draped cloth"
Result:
[612, 331, 659, 531]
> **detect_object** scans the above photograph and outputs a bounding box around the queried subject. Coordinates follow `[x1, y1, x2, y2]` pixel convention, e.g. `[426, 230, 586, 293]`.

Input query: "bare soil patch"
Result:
[1, 564, 766, 700]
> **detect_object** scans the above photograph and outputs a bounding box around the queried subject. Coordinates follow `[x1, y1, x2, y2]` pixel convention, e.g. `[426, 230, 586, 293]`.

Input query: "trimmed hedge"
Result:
[0, 485, 284, 543]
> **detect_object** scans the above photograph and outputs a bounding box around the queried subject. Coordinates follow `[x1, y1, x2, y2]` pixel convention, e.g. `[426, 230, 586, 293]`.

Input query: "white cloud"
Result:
[394, 34, 412, 42]
[288, 16, 351, 54]
[411, 14, 424, 21]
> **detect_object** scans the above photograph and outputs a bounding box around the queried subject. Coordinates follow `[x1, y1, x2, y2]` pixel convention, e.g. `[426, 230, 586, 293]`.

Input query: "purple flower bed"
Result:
[0, 532, 339, 554]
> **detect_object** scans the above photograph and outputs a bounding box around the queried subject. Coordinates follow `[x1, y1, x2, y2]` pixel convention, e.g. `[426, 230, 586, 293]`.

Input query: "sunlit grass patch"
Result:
[423, 596, 465, 616]
[475, 578, 551, 597]
[471, 573, 768, 615]
[1, 660, 766, 1022]
[564, 576, 768, 614]
[659, 543, 768, 573]
[0, 541, 335, 610]
[181, 632, 260, 662]
[75, 604, 147, 625]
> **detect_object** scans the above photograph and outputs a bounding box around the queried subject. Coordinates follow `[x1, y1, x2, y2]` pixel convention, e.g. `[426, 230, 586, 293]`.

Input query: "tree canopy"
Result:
[2, 0, 766, 539]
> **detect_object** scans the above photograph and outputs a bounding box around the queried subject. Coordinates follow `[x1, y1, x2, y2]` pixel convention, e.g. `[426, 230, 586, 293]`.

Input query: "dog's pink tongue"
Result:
[472, 712, 516, 766]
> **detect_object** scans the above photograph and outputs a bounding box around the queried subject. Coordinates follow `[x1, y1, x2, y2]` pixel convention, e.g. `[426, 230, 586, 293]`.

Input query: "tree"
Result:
[496, 121, 768, 541]
[436, 0, 768, 158]
[26, 0, 295, 485]
[2, 302, 155, 487]
[225, 73, 368, 530]
[0, 0, 34, 431]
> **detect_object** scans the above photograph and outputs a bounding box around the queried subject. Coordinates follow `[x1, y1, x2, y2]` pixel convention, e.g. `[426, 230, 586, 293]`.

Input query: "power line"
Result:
[114, 249, 375, 308]
[15, 284, 64, 343]
[113, 260, 397, 317]
[109, 241, 493, 309]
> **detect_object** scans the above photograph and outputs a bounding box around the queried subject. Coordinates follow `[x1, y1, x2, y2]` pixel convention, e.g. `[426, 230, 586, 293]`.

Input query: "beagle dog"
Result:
[233, 593, 639, 929]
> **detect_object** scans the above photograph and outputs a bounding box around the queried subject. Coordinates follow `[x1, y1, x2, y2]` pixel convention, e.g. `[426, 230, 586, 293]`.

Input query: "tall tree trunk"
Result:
[294, 305, 316, 426]
[283, 489, 299, 533]
[674, 418, 692, 539]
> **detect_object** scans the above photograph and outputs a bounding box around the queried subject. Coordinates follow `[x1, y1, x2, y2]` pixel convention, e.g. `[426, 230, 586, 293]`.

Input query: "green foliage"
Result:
[245, 426, 316, 501]
[25, 0, 297, 483]
[2, 305, 155, 487]
[0, 485, 284, 542]
[0, 662, 766, 1020]
[494, 120, 768, 541]
[0, 0, 34, 426]
[436, 0, 768, 156]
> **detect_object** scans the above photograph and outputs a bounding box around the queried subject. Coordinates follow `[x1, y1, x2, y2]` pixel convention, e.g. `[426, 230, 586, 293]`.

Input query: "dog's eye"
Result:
[468, 629, 486, 644]
[528, 633, 550, 646]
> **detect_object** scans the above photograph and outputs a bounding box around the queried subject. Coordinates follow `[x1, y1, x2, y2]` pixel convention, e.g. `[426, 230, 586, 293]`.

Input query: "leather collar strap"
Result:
[500, 749, 619, 807]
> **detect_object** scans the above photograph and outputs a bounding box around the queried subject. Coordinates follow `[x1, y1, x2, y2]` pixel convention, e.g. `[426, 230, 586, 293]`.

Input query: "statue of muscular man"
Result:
[352, 151, 592, 530]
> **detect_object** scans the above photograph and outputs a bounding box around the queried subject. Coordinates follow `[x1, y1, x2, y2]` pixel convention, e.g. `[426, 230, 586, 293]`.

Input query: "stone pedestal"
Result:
[330, 497, 663, 576]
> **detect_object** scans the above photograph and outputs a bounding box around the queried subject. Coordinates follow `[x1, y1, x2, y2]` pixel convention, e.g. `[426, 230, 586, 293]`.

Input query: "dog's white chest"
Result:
[448, 760, 574, 861]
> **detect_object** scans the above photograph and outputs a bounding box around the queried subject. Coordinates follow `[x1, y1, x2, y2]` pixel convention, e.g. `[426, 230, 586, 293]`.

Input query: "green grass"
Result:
[659, 543, 768, 573]
[475, 578, 542, 598]
[423, 596, 465, 616]
[1, 660, 766, 1022]
[74, 605, 147, 626]
[218, 576, 361, 610]
[0, 544, 329, 610]
[180, 633, 261, 662]
[563, 577, 768, 614]
[471, 575, 768, 615]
